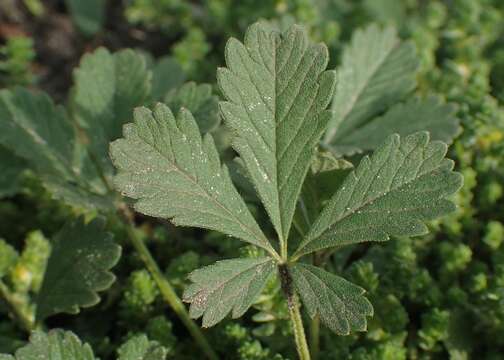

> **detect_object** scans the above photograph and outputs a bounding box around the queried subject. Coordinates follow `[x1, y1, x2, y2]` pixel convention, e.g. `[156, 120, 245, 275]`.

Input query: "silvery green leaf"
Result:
[183, 257, 276, 327]
[110, 103, 275, 255]
[218, 22, 336, 243]
[294, 132, 463, 258]
[290, 263, 373, 335]
[71, 47, 151, 177]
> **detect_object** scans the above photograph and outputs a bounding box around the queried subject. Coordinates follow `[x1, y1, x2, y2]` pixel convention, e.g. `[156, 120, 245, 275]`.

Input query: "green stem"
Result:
[279, 265, 311, 360]
[118, 211, 218, 360]
[0, 280, 35, 333]
[309, 315, 320, 360]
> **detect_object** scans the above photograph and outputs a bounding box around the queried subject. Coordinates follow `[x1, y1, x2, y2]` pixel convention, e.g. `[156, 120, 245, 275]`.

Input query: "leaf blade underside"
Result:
[290, 263, 373, 335]
[183, 257, 276, 328]
[218, 22, 336, 243]
[110, 103, 275, 255]
[294, 131, 463, 258]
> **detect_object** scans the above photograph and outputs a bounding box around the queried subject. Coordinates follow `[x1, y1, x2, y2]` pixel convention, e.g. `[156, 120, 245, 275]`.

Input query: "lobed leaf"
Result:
[71, 47, 151, 176]
[218, 22, 336, 242]
[0, 87, 111, 209]
[165, 82, 220, 133]
[117, 335, 167, 360]
[110, 103, 275, 254]
[290, 263, 373, 335]
[294, 132, 463, 258]
[1, 330, 96, 360]
[324, 24, 418, 148]
[36, 218, 121, 321]
[183, 257, 276, 328]
[330, 95, 460, 155]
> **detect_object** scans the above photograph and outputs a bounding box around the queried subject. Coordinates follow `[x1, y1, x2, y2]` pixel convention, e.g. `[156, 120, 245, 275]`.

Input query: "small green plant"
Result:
[110, 22, 463, 359]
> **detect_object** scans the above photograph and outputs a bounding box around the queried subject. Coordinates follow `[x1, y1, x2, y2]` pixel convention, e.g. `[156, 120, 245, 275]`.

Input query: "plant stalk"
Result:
[279, 264, 311, 360]
[0, 280, 35, 333]
[309, 314, 320, 359]
[117, 210, 218, 360]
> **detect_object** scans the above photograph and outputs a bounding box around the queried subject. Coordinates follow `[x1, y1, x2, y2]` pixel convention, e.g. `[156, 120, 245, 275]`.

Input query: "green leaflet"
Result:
[0, 87, 111, 210]
[1, 330, 96, 360]
[294, 132, 463, 258]
[183, 257, 276, 327]
[110, 103, 275, 255]
[324, 24, 418, 147]
[0, 146, 26, 198]
[117, 335, 167, 360]
[165, 82, 220, 133]
[71, 47, 151, 177]
[330, 95, 460, 155]
[150, 56, 186, 101]
[218, 22, 336, 243]
[290, 263, 373, 335]
[36, 218, 121, 321]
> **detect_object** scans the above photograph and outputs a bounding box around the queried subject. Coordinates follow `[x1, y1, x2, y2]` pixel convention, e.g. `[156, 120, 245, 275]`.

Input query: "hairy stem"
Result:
[0, 280, 35, 333]
[118, 210, 218, 360]
[279, 264, 311, 360]
[309, 314, 320, 359]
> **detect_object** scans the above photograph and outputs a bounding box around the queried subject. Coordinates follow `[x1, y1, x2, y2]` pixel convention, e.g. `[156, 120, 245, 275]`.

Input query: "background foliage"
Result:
[0, 0, 503, 359]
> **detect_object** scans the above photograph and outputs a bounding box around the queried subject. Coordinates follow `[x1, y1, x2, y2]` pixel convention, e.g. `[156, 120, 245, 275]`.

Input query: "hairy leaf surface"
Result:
[117, 335, 167, 360]
[290, 263, 373, 335]
[183, 257, 276, 327]
[165, 82, 220, 133]
[72, 47, 151, 176]
[218, 22, 336, 242]
[324, 24, 418, 146]
[0, 88, 111, 209]
[294, 132, 463, 257]
[1, 330, 96, 360]
[36, 218, 121, 321]
[331, 96, 460, 155]
[110, 103, 274, 254]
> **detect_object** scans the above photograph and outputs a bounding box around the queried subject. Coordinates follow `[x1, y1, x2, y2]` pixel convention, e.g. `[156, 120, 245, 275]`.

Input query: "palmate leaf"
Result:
[323, 24, 418, 149]
[165, 82, 220, 133]
[117, 335, 167, 360]
[218, 22, 336, 242]
[110, 103, 276, 255]
[329, 95, 460, 155]
[183, 257, 276, 327]
[71, 47, 151, 176]
[0, 330, 96, 360]
[36, 218, 121, 321]
[290, 263, 373, 335]
[294, 132, 463, 258]
[0, 88, 112, 210]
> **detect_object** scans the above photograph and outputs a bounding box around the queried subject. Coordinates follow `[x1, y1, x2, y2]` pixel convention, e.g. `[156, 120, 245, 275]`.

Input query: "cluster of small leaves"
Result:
[0, 330, 168, 360]
[110, 20, 462, 342]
